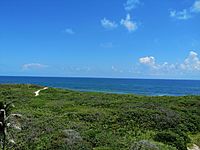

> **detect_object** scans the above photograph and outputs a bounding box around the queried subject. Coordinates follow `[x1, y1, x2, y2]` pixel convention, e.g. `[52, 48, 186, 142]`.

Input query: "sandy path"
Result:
[188, 144, 200, 150]
[34, 87, 48, 96]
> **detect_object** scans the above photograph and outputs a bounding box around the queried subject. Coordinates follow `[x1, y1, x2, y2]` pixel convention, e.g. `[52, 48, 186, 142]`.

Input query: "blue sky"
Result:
[0, 0, 200, 79]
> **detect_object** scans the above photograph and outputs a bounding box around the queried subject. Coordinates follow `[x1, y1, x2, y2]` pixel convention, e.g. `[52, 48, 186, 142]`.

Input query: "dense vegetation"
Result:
[0, 84, 199, 150]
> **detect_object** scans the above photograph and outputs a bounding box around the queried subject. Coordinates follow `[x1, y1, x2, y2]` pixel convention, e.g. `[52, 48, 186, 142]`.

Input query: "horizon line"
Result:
[0, 75, 200, 81]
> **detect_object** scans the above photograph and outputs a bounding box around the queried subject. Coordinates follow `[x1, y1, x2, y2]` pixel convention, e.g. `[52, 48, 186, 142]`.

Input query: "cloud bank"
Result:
[170, 0, 200, 20]
[22, 63, 48, 70]
[137, 51, 200, 76]
[170, 9, 192, 20]
[101, 18, 118, 29]
[124, 0, 141, 11]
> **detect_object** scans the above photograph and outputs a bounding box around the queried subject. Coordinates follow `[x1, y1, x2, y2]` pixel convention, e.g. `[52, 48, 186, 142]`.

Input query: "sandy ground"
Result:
[188, 144, 200, 150]
[34, 87, 48, 96]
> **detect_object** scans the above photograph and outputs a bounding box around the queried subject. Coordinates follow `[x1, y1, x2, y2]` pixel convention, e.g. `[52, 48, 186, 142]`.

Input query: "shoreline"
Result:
[1, 83, 200, 97]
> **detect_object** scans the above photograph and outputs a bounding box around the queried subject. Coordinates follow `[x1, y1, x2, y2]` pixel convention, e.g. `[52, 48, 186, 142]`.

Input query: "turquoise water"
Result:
[0, 76, 200, 96]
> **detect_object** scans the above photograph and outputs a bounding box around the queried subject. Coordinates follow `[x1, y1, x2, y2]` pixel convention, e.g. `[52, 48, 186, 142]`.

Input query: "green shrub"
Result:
[154, 131, 187, 150]
[1, 84, 200, 149]
[117, 107, 180, 131]
[130, 140, 159, 150]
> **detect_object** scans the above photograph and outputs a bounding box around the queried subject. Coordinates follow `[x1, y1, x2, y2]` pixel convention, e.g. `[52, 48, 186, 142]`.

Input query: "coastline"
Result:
[1, 76, 200, 96]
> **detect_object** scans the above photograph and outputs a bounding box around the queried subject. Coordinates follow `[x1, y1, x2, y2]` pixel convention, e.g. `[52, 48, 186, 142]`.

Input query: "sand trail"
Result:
[34, 87, 48, 96]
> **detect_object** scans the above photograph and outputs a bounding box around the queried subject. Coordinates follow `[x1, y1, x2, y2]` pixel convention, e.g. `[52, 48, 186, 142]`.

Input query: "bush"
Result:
[130, 140, 159, 150]
[62, 129, 83, 145]
[154, 131, 187, 150]
[117, 107, 180, 130]
[51, 129, 92, 150]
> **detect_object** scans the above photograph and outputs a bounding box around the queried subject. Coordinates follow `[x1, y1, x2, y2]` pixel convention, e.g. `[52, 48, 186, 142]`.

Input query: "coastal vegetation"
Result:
[0, 84, 200, 150]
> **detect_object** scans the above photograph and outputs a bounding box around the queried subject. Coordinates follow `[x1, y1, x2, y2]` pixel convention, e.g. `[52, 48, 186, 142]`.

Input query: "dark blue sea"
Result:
[0, 76, 200, 96]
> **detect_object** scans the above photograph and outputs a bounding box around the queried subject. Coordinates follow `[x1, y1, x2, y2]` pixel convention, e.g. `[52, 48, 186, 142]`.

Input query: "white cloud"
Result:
[139, 56, 155, 67]
[170, 9, 192, 20]
[138, 51, 200, 76]
[111, 66, 123, 73]
[180, 51, 200, 71]
[124, 0, 140, 11]
[120, 14, 137, 32]
[65, 28, 75, 35]
[170, 0, 200, 20]
[22, 63, 48, 70]
[112, 66, 118, 72]
[191, 0, 200, 13]
[101, 18, 118, 29]
[75, 67, 91, 72]
[65, 66, 91, 73]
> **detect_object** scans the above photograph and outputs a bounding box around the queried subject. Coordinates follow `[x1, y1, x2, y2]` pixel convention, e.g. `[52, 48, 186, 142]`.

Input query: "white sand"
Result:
[188, 144, 200, 150]
[34, 87, 48, 96]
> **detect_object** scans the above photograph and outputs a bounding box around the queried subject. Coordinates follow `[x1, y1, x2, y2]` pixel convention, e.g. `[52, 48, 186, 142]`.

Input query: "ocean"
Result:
[0, 76, 200, 96]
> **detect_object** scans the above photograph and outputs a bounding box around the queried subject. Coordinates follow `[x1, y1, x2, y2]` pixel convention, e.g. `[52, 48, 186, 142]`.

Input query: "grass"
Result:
[0, 84, 200, 150]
